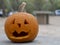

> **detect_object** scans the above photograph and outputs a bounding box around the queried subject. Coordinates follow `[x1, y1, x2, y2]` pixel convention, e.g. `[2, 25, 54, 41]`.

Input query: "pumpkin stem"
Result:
[18, 2, 26, 12]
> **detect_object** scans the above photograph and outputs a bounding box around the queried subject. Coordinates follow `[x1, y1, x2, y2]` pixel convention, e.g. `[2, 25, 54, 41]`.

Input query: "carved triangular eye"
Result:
[24, 20, 29, 24]
[12, 19, 15, 24]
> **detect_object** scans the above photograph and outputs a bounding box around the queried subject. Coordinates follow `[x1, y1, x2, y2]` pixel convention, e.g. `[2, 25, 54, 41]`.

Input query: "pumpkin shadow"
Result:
[12, 40, 34, 43]
[1, 40, 39, 44]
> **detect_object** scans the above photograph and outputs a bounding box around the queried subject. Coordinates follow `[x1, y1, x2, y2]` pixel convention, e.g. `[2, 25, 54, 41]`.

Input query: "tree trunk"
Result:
[1, 0, 6, 17]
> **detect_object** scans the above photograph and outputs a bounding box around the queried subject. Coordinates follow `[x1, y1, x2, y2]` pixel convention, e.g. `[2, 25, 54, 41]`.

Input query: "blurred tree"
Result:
[10, 0, 18, 10]
[49, 0, 60, 11]
[34, 0, 46, 10]
[1, 0, 60, 15]
[34, 0, 60, 11]
[49, 0, 56, 11]
[0, 0, 6, 16]
[4, 0, 13, 11]
[3, 0, 35, 14]
[17, 0, 35, 13]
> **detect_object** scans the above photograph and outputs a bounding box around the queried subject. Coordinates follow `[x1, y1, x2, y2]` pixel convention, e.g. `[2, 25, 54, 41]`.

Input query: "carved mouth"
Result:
[13, 31, 28, 37]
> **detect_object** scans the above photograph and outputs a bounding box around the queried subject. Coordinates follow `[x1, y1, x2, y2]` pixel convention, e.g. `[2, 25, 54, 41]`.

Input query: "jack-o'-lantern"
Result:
[4, 2, 38, 42]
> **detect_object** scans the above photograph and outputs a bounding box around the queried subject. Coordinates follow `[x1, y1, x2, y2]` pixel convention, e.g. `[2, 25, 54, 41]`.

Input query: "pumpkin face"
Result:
[5, 12, 38, 42]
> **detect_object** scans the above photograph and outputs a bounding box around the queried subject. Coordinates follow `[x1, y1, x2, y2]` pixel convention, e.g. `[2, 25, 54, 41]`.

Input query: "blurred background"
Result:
[0, 0, 60, 45]
[0, 0, 60, 17]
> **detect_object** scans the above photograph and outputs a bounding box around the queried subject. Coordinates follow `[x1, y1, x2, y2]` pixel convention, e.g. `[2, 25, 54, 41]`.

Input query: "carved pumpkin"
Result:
[4, 12, 38, 42]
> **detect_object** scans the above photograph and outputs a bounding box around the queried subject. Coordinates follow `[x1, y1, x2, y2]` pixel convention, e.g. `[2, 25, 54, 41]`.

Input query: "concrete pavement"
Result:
[0, 16, 60, 45]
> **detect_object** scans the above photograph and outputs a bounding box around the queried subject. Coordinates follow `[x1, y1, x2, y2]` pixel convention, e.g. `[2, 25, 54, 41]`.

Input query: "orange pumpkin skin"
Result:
[5, 12, 38, 42]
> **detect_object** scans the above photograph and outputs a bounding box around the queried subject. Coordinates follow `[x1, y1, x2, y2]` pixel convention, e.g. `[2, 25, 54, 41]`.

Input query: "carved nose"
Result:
[17, 23, 21, 27]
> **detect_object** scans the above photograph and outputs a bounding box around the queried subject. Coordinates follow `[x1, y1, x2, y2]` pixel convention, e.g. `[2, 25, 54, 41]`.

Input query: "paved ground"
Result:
[0, 16, 60, 45]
